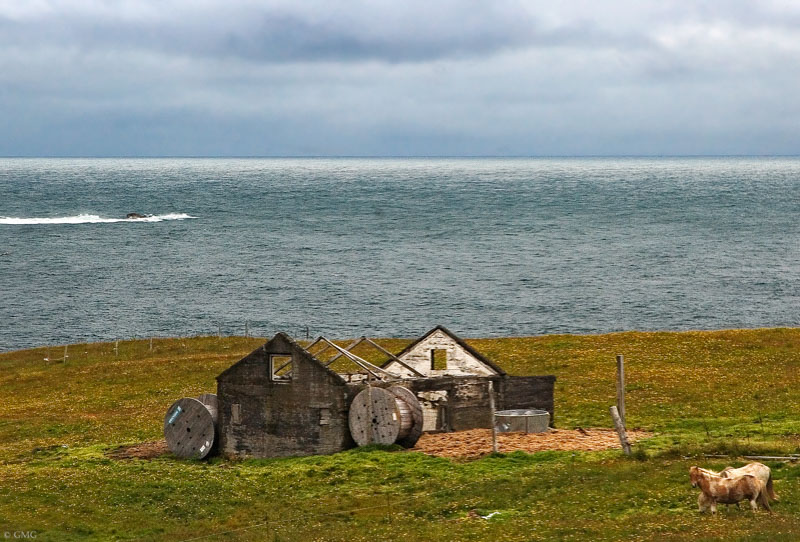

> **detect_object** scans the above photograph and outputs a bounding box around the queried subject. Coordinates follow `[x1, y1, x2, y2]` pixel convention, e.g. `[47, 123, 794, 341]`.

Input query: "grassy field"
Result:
[1, 328, 800, 541]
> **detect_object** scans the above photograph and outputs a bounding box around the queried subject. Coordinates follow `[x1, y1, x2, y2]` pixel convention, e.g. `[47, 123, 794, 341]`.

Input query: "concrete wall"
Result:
[386, 328, 496, 377]
[217, 334, 356, 458]
[500, 376, 557, 426]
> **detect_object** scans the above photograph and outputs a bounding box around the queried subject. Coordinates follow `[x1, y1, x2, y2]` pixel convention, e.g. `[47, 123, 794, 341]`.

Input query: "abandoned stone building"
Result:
[216, 326, 555, 458]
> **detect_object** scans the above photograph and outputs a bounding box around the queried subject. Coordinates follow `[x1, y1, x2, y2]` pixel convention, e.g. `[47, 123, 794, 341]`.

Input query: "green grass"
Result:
[1, 329, 800, 541]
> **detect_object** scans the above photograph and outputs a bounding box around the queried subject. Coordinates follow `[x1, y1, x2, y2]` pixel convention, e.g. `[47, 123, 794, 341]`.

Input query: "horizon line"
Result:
[1, 153, 800, 159]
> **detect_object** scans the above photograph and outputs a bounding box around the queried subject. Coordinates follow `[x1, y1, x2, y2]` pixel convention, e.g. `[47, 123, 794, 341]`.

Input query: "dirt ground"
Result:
[108, 427, 650, 461]
[411, 428, 652, 460]
[107, 440, 169, 460]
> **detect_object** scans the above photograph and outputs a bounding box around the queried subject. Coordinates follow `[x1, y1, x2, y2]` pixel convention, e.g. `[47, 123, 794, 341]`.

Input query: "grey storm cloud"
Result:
[0, 1, 654, 63]
[1, 1, 800, 156]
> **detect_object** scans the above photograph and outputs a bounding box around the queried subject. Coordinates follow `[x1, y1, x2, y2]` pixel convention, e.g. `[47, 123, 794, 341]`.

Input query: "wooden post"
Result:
[149, 337, 153, 351]
[366, 377, 373, 445]
[610, 405, 631, 455]
[488, 381, 498, 453]
[114, 340, 119, 358]
[63, 345, 68, 363]
[245, 320, 249, 338]
[616, 354, 626, 428]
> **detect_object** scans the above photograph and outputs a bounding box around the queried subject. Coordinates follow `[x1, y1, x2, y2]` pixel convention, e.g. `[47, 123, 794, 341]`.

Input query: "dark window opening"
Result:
[431, 349, 447, 371]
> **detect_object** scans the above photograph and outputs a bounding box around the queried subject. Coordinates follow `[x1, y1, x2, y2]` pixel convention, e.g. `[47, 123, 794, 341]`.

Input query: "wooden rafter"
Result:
[314, 337, 397, 381]
[361, 337, 425, 377]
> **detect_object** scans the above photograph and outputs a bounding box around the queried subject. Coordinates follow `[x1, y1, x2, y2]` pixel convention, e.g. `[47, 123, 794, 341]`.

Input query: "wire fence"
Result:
[29, 323, 314, 355]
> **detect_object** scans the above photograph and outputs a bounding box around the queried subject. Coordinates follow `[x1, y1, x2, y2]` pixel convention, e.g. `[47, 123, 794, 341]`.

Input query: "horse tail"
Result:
[767, 472, 779, 502]
[757, 481, 772, 512]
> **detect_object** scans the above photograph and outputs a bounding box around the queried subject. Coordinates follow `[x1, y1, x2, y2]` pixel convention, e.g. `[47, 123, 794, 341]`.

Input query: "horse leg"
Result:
[711, 501, 717, 515]
[749, 497, 758, 512]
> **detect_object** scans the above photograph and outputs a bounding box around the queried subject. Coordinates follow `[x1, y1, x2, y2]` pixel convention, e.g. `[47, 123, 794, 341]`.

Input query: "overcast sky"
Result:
[1, 1, 799, 156]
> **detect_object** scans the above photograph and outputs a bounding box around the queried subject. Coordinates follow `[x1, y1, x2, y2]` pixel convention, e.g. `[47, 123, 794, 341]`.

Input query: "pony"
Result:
[690, 466, 770, 514]
[695, 462, 778, 512]
[719, 462, 778, 502]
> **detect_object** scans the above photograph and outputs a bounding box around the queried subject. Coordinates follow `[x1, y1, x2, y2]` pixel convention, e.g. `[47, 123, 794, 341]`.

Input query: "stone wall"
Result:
[217, 334, 356, 458]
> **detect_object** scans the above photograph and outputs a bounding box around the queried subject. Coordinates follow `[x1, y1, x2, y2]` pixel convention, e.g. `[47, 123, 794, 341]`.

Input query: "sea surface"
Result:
[1, 157, 798, 351]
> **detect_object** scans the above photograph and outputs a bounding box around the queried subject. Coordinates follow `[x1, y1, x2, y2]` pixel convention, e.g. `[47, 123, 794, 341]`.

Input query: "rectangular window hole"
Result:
[271, 354, 293, 380]
[431, 349, 447, 371]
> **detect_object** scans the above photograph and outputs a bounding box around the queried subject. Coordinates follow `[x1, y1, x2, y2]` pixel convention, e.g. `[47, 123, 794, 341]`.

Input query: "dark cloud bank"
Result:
[1, 1, 799, 156]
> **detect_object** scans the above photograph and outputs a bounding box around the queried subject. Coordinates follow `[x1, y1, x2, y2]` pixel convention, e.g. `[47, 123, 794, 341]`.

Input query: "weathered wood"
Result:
[704, 454, 800, 461]
[616, 354, 626, 428]
[164, 396, 218, 459]
[348, 387, 401, 446]
[322, 338, 364, 366]
[196, 393, 218, 419]
[395, 396, 412, 438]
[317, 337, 395, 380]
[305, 337, 336, 360]
[488, 381, 498, 453]
[362, 338, 425, 377]
[609, 405, 631, 455]
[387, 386, 424, 447]
[366, 382, 373, 444]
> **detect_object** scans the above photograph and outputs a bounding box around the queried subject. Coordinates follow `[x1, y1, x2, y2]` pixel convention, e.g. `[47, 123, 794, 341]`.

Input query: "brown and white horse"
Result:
[719, 463, 778, 501]
[690, 466, 771, 514]
[695, 462, 778, 511]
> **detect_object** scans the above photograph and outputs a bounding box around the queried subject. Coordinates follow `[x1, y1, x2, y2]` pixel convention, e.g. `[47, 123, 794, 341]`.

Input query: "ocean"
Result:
[1, 157, 798, 351]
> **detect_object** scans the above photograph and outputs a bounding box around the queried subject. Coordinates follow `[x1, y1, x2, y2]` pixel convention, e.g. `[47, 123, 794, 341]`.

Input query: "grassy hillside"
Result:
[1, 329, 800, 541]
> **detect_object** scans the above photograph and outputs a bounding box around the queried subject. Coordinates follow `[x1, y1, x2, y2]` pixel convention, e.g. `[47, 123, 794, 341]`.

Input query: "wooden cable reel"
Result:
[348, 386, 423, 448]
[163, 393, 218, 459]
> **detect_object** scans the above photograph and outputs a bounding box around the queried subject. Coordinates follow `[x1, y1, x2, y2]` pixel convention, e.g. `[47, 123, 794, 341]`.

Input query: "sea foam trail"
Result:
[0, 213, 197, 225]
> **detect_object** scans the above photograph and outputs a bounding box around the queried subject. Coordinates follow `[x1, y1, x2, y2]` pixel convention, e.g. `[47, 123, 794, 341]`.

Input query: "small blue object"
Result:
[168, 405, 183, 424]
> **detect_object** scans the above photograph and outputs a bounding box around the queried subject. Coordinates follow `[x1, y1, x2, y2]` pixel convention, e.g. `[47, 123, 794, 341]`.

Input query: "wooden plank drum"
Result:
[348, 386, 424, 448]
[163, 393, 218, 459]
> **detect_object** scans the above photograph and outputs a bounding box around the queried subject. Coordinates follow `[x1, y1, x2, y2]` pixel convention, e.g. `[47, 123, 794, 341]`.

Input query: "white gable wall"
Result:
[386, 329, 497, 377]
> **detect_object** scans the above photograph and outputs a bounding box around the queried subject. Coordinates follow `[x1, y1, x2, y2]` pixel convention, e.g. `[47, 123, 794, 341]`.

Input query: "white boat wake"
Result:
[0, 213, 197, 225]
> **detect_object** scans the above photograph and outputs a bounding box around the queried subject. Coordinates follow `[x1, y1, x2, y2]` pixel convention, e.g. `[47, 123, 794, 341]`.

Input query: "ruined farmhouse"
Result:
[216, 326, 555, 458]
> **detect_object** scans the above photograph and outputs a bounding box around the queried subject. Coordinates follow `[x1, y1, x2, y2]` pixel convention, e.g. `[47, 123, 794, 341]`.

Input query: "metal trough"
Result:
[494, 409, 550, 433]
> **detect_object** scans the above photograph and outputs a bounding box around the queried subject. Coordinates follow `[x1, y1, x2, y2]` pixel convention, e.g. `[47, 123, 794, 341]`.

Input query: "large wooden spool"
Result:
[348, 386, 423, 448]
[163, 394, 218, 459]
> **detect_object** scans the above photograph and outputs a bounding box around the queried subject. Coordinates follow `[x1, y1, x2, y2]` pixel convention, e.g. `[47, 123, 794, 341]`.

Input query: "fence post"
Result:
[488, 380, 498, 453]
[616, 354, 626, 428]
[610, 405, 631, 455]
